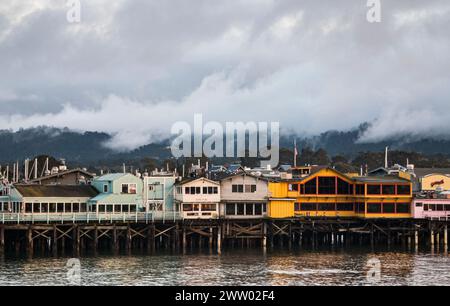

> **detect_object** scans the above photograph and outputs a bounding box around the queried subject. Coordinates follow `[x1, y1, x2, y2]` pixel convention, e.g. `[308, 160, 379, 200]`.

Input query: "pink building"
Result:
[413, 197, 450, 220]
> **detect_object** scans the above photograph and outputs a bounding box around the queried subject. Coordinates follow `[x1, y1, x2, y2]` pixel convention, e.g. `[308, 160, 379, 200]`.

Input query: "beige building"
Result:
[219, 173, 269, 219]
[175, 177, 220, 219]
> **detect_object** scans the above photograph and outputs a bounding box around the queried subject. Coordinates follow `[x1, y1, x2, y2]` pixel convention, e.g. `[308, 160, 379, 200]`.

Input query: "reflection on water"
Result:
[0, 247, 449, 286]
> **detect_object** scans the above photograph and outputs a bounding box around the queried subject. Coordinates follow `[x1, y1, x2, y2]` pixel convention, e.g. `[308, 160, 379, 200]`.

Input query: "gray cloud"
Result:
[0, 0, 449, 150]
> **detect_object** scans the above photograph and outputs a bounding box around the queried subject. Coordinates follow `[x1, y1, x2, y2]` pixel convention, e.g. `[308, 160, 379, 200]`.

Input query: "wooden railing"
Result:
[0, 211, 182, 224]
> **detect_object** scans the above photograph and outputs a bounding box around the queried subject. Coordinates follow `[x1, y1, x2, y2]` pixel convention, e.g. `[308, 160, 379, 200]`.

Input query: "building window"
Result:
[237, 204, 245, 215]
[396, 203, 410, 213]
[304, 179, 317, 194]
[294, 203, 301, 211]
[355, 203, 365, 213]
[355, 184, 365, 195]
[232, 184, 244, 193]
[103, 184, 108, 193]
[129, 184, 137, 194]
[300, 203, 317, 211]
[397, 185, 411, 195]
[415, 202, 423, 207]
[337, 178, 353, 195]
[254, 203, 262, 215]
[382, 185, 395, 195]
[318, 177, 336, 195]
[201, 204, 216, 212]
[336, 203, 354, 211]
[122, 184, 129, 194]
[245, 203, 254, 215]
[185, 187, 190, 194]
[367, 203, 382, 214]
[367, 185, 381, 195]
[226, 204, 236, 215]
[383, 203, 395, 213]
[318, 203, 336, 211]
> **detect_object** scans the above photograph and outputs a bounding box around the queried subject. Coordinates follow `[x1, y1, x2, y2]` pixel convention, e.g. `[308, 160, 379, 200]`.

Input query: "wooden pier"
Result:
[0, 212, 449, 257]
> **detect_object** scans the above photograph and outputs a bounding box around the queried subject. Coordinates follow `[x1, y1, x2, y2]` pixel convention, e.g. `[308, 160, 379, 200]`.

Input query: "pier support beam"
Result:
[27, 225, 33, 257]
[444, 225, 448, 251]
[113, 225, 119, 253]
[217, 225, 222, 255]
[147, 224, 155, 253]
[93, 225, 98, 253]
[0, 225, 4, 255]
[52, 224, 57, 256]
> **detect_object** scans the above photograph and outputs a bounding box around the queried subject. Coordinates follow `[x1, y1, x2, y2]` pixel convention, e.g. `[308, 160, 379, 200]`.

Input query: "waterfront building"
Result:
[2, 184, 98, 213]
[413, 191, 450, 220]
[267, 167, 413, 219]
[219, 173, 269, 219]
[174, 177, 220, 219]
[143, 171, 178, 212]
[89, 173, 144, 214]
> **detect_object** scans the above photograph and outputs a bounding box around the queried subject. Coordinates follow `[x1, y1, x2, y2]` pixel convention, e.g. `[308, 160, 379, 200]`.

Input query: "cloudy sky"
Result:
[0, 0, 449, 150]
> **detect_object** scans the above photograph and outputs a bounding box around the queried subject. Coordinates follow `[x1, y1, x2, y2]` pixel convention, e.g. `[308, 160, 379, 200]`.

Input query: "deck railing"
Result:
[0, 211, 182, 224]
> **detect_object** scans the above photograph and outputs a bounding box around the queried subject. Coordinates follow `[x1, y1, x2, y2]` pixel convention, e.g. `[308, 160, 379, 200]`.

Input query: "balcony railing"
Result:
[0, 211, 182, 224]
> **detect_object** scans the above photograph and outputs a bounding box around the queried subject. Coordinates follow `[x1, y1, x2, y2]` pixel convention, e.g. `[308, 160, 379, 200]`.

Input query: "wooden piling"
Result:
[0, 225, 4, 255]
[217, 225, 222, 255]
[209, 227, 213, 251]
[93, 225, 98, 253]
[27, 225, 33, 257]
[444, 225, 448, 251]
[126, 224, 132, 252]
[53, 224, 57, 256]
[113, 224, 119, 253]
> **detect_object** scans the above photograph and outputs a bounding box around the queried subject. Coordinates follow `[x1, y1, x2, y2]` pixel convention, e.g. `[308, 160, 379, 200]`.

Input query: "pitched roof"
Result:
[95, 173, 128, 181]
[352, 175, 410, 183]
[29, 168, 95, 183]
[14, 184, 99, 198]
[414, 168, 450, 178]
[88, 193, 142, 204]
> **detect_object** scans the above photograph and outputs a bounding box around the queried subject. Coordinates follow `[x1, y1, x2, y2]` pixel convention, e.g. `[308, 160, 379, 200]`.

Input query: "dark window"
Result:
[262, 203, 266, 213]
[237, 204, 245, 215]
[300, 203, 317, 211]
[396, 203, 410, 213]
[437, 205, 444, 211]
[367, 203, 382, 213]
[318, 177, 336, 195]
[73, 203, 80, 213]
[383, 203, 395, 213]
[64, 203, 71, 213]
[304, 179, 317, 194]
[213, 187, 218, 194]
[423, 204, 429, 211]
[254, 204, 262, 215]
[382, 185, 396, 195]
[300, 184, 305, 194]
[336, 203, 354, 211]
[415, 202, 423, 207]
[318, 203, 336, 211]
[121, 184, 129, 194]
[355, 202, 366, 213]
[367, 185, 381, 195]
[25, 203, 32, 213]
[203, 187, 208, 194]
[130, 205, 137, 212]
[294, 203, 301, 211]
[355, 184, 365, 195]
[445, 205, 450, 211]
[245, 203, 254, 215]
[232, 185, 244, 193]
[292, 184, 299, 192]
[251, 185, 257, 193]
[196, 187, 201, 194]
[397, 185, 411, 195]
[185, 187, 190, 194]
[337, 178, 352, 195]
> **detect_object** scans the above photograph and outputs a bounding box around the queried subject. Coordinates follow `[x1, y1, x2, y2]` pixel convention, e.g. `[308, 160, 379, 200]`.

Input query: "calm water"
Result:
[1, 248, 450, 286]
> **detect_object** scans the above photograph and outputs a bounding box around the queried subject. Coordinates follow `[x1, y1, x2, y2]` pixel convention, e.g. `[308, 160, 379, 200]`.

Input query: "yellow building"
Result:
[268, 168, 412, 219]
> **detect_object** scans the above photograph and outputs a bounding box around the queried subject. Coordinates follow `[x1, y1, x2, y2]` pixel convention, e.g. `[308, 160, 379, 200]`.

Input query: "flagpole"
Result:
[294, 139, 297, 168]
